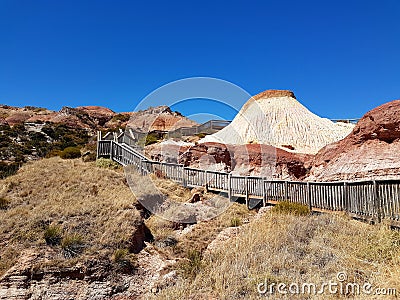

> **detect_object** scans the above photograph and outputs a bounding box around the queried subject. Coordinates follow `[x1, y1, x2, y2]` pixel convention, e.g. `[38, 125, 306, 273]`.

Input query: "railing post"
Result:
[245, 176, 249, 207]
[373, 180, 381, 223]
[139, 159, 143, 176]
[262, 178, 267, 207]
[307, 182, 312, 211]
[96, 131, 100, 159]
[182, 166, 187, 187]
[204, 170, 209, 192]
[344, 182, 349, 213]
[284, 181, 289, 201]
[110, 141, 113, 160]
[228, 173, 232, 201]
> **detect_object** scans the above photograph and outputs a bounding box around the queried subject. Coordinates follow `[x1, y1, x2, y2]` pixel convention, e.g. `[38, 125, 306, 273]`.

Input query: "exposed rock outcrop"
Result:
[0, 246, 176, 300]
[125, 106, 198, 133]
[308, 100, 400, 181]
[200, 90, 354, 154]
[147, 141, 312, 180]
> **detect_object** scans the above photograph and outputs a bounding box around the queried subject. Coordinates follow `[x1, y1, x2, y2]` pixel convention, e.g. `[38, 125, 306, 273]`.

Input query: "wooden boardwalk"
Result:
[97, 133, 400, 226]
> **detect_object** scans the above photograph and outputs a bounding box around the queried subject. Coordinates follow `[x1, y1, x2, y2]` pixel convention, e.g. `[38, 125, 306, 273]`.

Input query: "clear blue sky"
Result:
[1, 0, 399, 121]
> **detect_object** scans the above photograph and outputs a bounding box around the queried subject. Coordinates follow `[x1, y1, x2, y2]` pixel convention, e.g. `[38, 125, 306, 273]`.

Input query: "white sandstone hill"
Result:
[200, 90, 354, 154]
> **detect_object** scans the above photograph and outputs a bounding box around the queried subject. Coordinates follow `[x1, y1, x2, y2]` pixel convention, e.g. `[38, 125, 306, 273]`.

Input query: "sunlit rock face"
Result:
[308, 100, 400, 181]
[200, 90, 354, 155]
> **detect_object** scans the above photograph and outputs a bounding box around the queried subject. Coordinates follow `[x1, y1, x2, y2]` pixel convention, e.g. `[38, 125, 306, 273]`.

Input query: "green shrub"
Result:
[61, 233, 84, 258]
[0, 198, 10, 210]
[44, 225, 62, 246]
[271, 201, 310, 216]
[179, 250, 203, 280]
[111, 114, 130, 122]
[145, 133, 159, 146]
[112, 248, 137, 273]
[96, 158, 121, 169]
[230, 217, 242, 227]
[60, 147, 81, 159]
[113, 248, 130, 262]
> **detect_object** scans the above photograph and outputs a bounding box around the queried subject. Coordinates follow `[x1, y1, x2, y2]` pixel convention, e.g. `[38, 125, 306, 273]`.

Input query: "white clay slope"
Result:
[200, 93, 354, 154]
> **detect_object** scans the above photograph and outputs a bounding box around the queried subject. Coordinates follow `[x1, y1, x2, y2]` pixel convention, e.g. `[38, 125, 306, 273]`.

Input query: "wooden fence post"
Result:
[96, 131, 101, 159]
[110, 141, 113, 160]
[228, 173, 232, 201]
[262, 178, 267, 207]
[307, 182, 312, 211]
[284, 181, 289, 201]
[204, 170, 208, 191]
[139, 159, 144, 176]
[182, 166, 187, 187]
[344, 182, 349, 213]
[245, 176, 249, 207]
[373, 180, 381, 223]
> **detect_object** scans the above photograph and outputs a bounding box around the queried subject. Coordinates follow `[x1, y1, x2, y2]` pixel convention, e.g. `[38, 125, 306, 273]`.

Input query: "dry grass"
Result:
[151, 212, 400, 299]
[0, 157, 140, 275]
[146, 200, 254, 264]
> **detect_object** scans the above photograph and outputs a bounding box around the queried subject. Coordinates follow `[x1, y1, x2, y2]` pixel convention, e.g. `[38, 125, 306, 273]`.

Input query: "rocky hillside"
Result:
[125, 105, 198, 133]
[308, 100, 400, 181]
[0, 105, 119, 130]
[200, 90, 354, 154]
[0, 104, 196, 176]
[0, 104, 197, 133]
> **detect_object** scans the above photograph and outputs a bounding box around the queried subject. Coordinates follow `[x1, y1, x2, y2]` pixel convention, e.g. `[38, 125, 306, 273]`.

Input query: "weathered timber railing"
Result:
[97, 136, 400, 225]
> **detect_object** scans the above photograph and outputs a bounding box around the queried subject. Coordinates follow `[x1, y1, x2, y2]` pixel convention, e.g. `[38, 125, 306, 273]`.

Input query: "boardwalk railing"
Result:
[97, 133, 400, 225]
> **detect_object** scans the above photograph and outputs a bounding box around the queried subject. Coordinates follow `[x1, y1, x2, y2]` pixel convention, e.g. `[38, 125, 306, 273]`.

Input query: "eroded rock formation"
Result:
[200, 90, 354, 154]
[308, 100, 400, 181]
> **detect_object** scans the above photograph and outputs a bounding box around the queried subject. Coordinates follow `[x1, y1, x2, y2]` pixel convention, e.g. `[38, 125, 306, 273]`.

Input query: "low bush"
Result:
[179, 249, 203, 280]
[112, 248, 137, 273]
[59, 147, 81, 159]
[111, 114, 131, 123]
[44, 225, 62, 246]
[271, 200, 310, 216]
[61, 233, 84, 258]
[96, 158, 121, 170]
[230, 216, 242, 227]
[145, 133, 160, 146]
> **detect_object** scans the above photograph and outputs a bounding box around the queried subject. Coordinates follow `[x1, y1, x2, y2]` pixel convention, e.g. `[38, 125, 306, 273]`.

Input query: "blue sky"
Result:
[0, 0, 399, 122]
